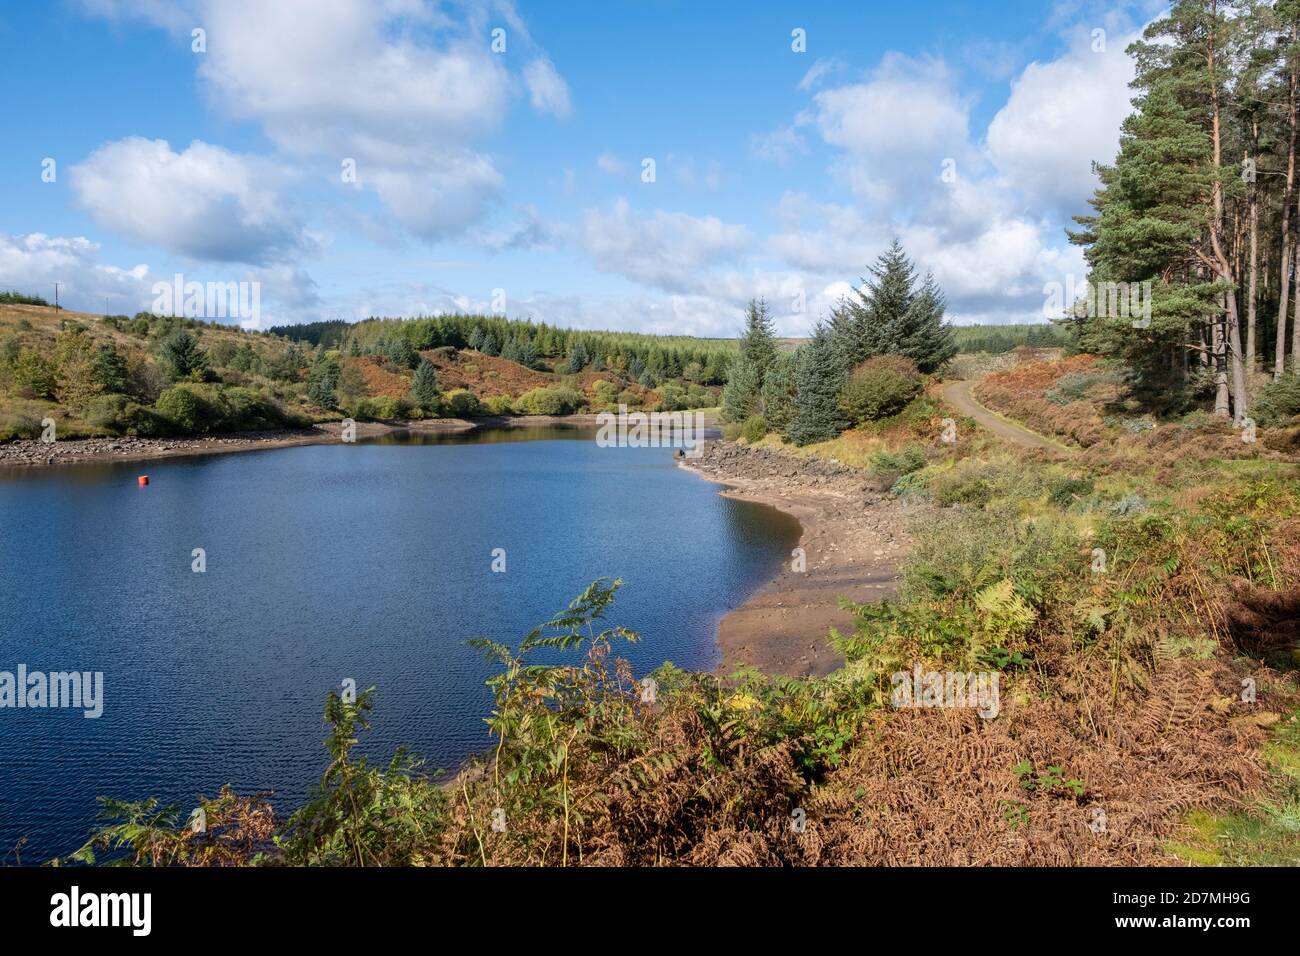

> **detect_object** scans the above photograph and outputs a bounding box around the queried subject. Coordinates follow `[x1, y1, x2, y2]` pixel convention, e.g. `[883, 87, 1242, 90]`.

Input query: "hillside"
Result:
[0, 304, 726, 443]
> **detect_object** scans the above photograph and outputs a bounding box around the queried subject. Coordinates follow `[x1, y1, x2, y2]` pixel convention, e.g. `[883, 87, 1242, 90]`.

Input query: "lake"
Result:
[0, 426, 800, 862]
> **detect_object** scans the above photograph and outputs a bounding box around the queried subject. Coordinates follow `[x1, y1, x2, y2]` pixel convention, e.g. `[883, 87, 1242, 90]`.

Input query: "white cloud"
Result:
[0, 233, 155, 314]
[581, 200, 749, 294]
[69, 138, 309, 265]
[809, 53, 977, 203]
[768, 193, 890, 275]
[986, 28, 1138, 210]
[476, 204, 563, 251]
[81, 0, 570, 244]
[524, 57, 572, 117]
[0, 232, 324, 328]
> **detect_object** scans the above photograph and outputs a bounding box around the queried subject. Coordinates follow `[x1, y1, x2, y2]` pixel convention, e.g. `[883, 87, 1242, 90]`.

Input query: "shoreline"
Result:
[678, 442, 911, 679]
[0, 414, 609, 470]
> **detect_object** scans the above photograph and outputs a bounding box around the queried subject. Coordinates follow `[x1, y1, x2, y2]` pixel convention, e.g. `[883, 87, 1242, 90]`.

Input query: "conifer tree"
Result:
[829, 241, 956, 372]
[411, 358, 439, 406]
[787, 324, 847, 445]
[721, 298, 777, 421]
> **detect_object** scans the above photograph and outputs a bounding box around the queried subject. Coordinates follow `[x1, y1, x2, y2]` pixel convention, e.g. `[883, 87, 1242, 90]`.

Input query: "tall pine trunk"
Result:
[1246, 134, 1258, 381]
[1206, 10, 1249, 418]
[1280, 20, 1298, 379]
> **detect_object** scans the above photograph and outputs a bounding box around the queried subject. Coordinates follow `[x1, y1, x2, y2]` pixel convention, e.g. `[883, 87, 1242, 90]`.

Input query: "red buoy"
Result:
[137, 475, 149, 486]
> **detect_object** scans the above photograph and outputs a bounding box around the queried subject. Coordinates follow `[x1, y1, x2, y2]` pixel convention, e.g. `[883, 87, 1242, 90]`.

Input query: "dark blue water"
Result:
[0, 427, 799, 862]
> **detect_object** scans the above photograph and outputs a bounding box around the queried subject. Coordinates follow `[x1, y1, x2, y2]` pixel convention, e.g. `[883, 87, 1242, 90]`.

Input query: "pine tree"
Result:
[160, 329, 209, 380]
[896, 272, 957, 372]
[721, 298, 777, 421]
[829, 241, 955, 372]
[565, 342, 588, 373]
[411, 358, 439, 406]
[787, 324, 847, 445]
[307, 353, 340, 408]
[759, 353, 798, 432]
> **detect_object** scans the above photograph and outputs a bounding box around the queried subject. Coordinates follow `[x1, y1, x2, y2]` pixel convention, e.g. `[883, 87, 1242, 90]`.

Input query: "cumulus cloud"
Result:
[0, 232, 324, 328]
[0, 233, 154, 314]
[986, 28, 1138, 211]
[581, 200, 749, 294]
[82, 0, 570, 244]
[69, 138, 309, 265]
[762, 24, 1133, 327]
[808, 53, 977, 203]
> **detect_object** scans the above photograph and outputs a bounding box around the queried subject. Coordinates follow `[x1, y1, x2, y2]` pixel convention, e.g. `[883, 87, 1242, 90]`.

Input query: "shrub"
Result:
[1044, 368, 1123, 406]
[839, 355, 922, 425]
[154, 384, 296, 434]
[1252, 376, 1300, 427]
[592, 380, 620, 405]
[441, 388, 480, 417]
[84, 394, 163, 436]
[514, 386, 584, 416]
[482, 394, 515, 416]
[740, 414, 768, 443]
[0, 413, 43, 442]
[155, 385, 214, 433]
[11, 348, 56, 399]
[1047, 476, 1095, 509]
[870, 444, 926, 481]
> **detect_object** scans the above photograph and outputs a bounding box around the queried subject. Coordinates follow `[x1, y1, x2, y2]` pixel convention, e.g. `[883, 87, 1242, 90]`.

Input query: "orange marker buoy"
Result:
[137, 475, 149, 486]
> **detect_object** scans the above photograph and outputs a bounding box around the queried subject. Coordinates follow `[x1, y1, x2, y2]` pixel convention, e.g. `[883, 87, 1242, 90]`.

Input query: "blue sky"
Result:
[0, 0, 1166, 335]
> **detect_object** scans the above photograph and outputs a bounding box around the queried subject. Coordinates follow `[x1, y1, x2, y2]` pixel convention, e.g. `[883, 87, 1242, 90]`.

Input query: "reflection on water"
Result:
[0, 426, 795, 860]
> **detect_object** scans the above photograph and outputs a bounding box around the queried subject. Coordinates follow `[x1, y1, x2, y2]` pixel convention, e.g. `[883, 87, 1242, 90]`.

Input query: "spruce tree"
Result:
[160, 329, 209, 380]
[411, 358, 439, 406]
[721, 298, 777, 421]
[307, 354, 340, 408]
[759, 353, 798, 432]
[565, 342, 589, 373]
[787, 324, 847, 445]
[829, 241, 955, 372]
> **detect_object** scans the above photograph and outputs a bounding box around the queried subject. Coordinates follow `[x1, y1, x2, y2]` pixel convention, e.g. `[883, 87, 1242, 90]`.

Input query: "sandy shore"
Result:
[0, 414, 610, 470]
[679, 442, 912, 679]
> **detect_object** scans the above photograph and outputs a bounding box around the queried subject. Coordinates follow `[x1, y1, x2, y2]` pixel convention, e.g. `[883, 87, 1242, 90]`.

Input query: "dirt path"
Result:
[942, 379, 1074, 455]
[680, 443, 912, 679]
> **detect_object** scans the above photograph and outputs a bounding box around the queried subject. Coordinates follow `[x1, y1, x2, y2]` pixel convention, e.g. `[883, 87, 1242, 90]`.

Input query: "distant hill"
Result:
[0, 304, 727, 442]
